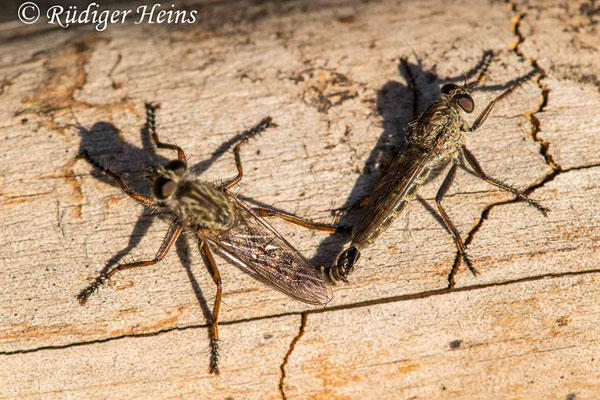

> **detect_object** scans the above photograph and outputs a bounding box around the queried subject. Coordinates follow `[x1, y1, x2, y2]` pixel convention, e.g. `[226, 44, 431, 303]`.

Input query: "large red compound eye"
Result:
[153, 177, 177, 200]
[457, 94, 475, 113]
[441, 83, 459, 95]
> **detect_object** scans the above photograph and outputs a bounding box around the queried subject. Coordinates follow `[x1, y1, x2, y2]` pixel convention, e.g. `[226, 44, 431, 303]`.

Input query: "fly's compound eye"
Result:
[153, 177, 177, 200]
[457, 94, 475, 113]
[165, 159, 187, 176]
[441, 83, 459, 95]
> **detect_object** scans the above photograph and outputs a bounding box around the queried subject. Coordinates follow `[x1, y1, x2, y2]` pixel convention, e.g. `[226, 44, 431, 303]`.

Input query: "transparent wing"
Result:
[352, 143, 432, 245]
[203, 196, 331, 305]
[352, 102, 451, 246]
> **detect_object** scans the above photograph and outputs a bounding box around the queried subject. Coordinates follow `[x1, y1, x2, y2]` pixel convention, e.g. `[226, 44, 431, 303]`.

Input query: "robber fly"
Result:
[326, 59, 549, 283]
[78, 103, 335, 374]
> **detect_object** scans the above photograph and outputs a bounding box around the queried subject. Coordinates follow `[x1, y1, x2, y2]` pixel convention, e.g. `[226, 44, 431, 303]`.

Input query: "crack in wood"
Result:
[279, 313, 307, 400]
[446, 157, 599, 289]
[447, 2, 561, 288]
[3, 8, 598, 385]
[3, 259, 600, 357]
[510, 6, 560, 172]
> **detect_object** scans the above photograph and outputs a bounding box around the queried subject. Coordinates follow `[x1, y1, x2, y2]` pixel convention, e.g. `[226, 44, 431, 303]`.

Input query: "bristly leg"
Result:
[242, 116, 276, 140]
[465, 68, 539, 133]
[252, 206, 342, 233]
[223, 117, 276, 190]
[210, 340, 220, 375]
[77, 271, 111, 304]
[199, 240, 222, 375]
[462, 146, 549, 216]
[145, 102, 188, 162]
[77, 223, 182, 304]
[435, 162, 478, 276]
[79, 150, 157, 207]
[472, 50, 494, 85]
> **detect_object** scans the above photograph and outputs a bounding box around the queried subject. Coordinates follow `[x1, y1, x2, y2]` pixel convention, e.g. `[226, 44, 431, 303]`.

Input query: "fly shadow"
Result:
[310, 50, 528, 272]
[74, 112, 258, 365]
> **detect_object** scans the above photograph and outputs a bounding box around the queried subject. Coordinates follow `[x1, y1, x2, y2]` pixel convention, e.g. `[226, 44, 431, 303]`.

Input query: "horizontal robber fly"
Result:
[326, 58, 549, 283]
[78, 103, 335, 374]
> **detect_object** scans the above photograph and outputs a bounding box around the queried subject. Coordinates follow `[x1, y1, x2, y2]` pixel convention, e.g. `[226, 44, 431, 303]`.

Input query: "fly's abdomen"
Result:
[351, 166, 432, 250]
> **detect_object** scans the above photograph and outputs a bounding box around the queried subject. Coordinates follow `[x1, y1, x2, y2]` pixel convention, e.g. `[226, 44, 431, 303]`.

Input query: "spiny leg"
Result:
[77, 223, 182, 304]
[198, 240, 222, 375]
[79, 150, 157, 207]
[472, 50, 493, 85]
[466, 71, 536, 132]
[462, 146, 549, 216]
[252, 204, 351, 285]
[435, 162, 478, 276]
[145, 102, 187, 162]
[252, 206, 342, 233]
[223, 117, 275, 190]
[252, 206, 351, 283]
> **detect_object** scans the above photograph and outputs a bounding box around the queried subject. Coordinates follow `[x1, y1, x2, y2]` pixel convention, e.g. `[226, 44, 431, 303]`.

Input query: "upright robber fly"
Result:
[78, 103, 335, 374]
[326, 57, 549, 283]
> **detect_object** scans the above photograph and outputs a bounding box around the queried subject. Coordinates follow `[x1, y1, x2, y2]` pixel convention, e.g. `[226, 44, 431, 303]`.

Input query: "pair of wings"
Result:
[202, 196, 332, 306]
[352, 144, 431, 245]
[352, 126, 447, 247]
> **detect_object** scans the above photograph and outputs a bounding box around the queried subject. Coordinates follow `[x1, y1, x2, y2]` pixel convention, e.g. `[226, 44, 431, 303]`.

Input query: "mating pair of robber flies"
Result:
[78, 56, 548, 374]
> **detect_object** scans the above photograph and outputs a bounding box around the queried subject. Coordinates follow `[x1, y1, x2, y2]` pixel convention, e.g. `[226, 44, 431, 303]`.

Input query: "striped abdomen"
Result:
[350, 140, 436, 249]
[351, 164, 432, 250]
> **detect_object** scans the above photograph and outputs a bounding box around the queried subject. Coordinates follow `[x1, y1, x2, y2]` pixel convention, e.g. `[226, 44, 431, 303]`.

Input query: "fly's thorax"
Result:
[409, 102, 465, 162]
[409, 102, 462, 149]
[167, 178, 237, 232]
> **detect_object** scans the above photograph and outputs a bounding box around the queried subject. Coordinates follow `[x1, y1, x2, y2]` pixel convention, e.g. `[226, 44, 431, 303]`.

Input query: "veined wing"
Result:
[352, 143, 433, 247]
[353, 102, 459, 245]
[203, 196, 332, 305]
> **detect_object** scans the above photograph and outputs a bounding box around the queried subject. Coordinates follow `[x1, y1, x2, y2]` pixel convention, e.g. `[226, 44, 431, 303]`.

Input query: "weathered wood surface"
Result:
[0, 0, 599, 398]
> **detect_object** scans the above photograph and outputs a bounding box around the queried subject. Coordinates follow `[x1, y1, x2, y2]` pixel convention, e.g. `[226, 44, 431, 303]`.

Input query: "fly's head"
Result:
[148, 159, 189, 202]
[149, 159, 236, 231]
[440, 82, 475, 115]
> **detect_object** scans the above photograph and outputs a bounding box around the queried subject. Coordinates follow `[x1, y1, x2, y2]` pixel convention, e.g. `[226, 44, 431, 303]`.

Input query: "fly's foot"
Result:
[461, 251, 479, 277]
[77, 271, 111, 305]
[529, 199, 550, 217]
[210, 340, 220, 375]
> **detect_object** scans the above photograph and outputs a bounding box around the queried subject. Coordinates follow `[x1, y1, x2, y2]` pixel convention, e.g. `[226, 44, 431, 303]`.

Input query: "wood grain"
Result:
[0, 0, 598, 398]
